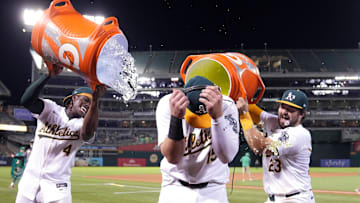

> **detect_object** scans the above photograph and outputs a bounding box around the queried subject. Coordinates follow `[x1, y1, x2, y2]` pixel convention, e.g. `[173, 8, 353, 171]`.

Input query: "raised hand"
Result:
[169, 89, 189, 119]
[93, 85, 107, 99]
[199, 86, 223, 119]
[236, 97, 249, 114]
[48, 64, 64, 77]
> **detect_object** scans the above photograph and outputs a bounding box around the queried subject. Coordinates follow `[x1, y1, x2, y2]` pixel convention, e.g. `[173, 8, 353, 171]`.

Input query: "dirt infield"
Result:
[86, 172, 359, 196]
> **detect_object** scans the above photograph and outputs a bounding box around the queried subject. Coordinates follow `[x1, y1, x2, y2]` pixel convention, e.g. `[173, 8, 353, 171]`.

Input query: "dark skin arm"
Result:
[160, 89, 189, 164]
[80, 85, 106, 141]
[20, 65, 63, 114]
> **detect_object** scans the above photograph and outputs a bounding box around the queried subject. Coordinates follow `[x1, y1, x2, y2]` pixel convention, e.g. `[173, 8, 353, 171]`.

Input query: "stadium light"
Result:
[23, 9, 44, 26]
[0, 124, 27, 132]
[83, 15, 105, 24]
[171, 77, 179, 82]
[335, 75, 360, 81]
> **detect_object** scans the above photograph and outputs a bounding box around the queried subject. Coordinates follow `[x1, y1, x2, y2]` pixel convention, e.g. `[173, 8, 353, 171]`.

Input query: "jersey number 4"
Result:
[268, 158, 282, 173]
[63, 145, 72, 156]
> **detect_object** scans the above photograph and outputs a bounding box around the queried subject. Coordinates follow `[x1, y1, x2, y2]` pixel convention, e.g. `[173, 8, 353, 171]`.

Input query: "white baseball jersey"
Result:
[156, 94, 239, 186]
[17, 99, 93, 202]
[260, 111, 313, 196]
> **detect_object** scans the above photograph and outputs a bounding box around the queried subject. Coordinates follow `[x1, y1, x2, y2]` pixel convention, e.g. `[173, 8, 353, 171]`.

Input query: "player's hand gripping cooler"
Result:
[180, 52, 265, 103]
[31, 0, 137, 101]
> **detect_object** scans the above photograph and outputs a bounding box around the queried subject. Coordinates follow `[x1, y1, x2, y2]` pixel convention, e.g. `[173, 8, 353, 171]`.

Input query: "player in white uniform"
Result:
[237, 89, 315, 203]
[156, 76, 239, 203]
[16, 65, 106, 203]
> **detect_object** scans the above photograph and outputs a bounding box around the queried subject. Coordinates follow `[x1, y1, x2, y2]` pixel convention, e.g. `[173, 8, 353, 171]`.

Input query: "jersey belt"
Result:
[268, 189, 312, 201]
[178, 179, 208, 189]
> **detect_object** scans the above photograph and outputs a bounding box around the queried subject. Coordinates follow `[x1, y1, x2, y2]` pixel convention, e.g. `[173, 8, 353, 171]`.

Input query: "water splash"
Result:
[96, 34, 138, 101]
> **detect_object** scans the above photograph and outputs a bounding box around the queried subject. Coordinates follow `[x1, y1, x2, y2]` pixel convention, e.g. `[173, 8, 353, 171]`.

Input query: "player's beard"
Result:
[278, 114, 299, 128]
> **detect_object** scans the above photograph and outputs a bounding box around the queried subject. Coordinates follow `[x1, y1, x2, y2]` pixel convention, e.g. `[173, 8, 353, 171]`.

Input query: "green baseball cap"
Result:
[63, 87, 93, 105]
[276, 89, 308, 110]
[184, 76, 214, 128]
[19, 146, 25, 151]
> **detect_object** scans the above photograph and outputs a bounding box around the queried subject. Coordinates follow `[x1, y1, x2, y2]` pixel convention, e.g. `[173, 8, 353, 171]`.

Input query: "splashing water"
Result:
[96, 34, 138, 101]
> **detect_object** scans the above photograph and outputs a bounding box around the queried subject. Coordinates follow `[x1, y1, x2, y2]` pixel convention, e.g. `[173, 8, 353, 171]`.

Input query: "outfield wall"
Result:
[73, 139, 359, 167]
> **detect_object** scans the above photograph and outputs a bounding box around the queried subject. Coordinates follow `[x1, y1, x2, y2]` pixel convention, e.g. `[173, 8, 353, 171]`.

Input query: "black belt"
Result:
[268, 192, 300, 201]
[178, 179, 208, 189]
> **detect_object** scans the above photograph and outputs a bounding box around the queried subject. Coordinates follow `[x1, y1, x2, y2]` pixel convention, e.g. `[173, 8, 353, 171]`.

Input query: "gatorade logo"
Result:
[59, 43, 80, 70]
[63, 51, 74, 66]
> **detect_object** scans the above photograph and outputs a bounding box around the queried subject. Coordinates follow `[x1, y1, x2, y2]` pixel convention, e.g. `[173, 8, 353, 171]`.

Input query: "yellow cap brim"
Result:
[76, 93, 93, 100]
[184, 108, 211, 128]
[64, 93, 93, 105]
[276, 100, 302, 109]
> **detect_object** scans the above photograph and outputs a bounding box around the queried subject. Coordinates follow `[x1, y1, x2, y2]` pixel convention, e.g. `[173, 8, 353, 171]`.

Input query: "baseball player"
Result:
[237, 89, 315, 203]
[9, 147, 26, 189]
[156, 76, 239, 203]
[240, 152, 253, 182]
[16, 65, 106, 203]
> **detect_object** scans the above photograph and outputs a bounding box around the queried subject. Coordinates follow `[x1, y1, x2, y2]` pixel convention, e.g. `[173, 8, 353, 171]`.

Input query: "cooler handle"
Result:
[251, 76, 266, 104]
[49, 0, 75, 17]
[91, 17, 119, 39]
[180, 55, 195, 82]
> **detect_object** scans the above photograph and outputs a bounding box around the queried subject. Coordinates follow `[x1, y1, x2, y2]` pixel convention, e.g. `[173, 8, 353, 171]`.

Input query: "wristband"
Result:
[240, 112, 254, 131]
[168, 116, 184, 141]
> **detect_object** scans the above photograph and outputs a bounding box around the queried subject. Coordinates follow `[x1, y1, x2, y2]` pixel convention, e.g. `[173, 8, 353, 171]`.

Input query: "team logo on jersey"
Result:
[278, 131, 289, 143]
[225, 114, 239, 134]
[184, 128, 211, 156]
[38, 122, 80, 140]
[285, 92, 296, 101]
[278, 131, 292, 148]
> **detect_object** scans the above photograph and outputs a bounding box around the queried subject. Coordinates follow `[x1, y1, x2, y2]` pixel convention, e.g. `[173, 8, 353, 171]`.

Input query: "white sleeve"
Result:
[260, 111, 280, 136]
[211, 97, 240, 163]
[156, 94, 172, 146]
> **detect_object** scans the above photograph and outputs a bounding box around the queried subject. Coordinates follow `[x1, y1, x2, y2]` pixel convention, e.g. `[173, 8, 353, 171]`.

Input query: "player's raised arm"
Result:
[20, 64, 63, 114]
[237, 97, 272, 155]
[158, 89, 189, 164]
[200, 86, 240, 163]
[81, 85, 106, 141]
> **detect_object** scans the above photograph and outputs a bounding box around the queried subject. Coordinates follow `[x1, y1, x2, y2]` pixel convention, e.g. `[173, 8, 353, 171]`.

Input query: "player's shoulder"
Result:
[288, 125, 311, 140]
[222, 95, 235, 105]
[156, 94, 171, 113]
[42, 98, 61, 109]
[157, 94, 171, 106]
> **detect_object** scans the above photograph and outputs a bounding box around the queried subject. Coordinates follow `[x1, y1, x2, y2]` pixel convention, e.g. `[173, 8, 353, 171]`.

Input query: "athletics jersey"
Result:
[156, 94, 239, 185]
[18, 99, 93, 202]
[260, 111, 313, 195]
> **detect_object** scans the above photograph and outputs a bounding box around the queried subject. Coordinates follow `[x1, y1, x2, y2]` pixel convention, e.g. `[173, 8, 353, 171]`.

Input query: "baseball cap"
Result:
[184, 76, 214, 128]
[63, 87, 93, 105]
[276, 89, 308, 110]
[19, 146, 25, 151]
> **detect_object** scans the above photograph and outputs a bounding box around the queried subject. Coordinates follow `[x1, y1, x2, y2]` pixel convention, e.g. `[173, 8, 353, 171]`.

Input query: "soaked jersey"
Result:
[18, 99, 93, 201]
[156, 94, 239, 185]
[260, 111, 312, 195]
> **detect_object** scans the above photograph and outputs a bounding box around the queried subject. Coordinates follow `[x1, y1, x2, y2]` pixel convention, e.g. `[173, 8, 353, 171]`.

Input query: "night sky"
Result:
[1, 0, 360, 105]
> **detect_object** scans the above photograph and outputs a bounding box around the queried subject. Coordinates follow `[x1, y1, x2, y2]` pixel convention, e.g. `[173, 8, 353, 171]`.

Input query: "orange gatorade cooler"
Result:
[31, 0, 137, 100]
[180, 52, 265, 103]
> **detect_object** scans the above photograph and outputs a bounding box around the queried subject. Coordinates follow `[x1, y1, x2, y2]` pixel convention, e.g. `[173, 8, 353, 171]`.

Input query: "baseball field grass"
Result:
[1, 166, 359, 202]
